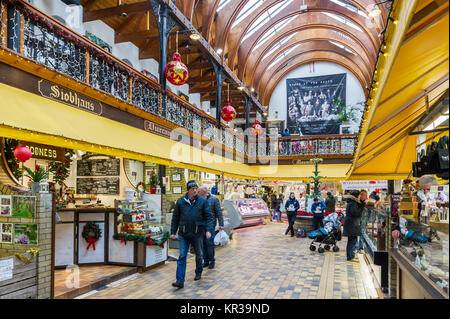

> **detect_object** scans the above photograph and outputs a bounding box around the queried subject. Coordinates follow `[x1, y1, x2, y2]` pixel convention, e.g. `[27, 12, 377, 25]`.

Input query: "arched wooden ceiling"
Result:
[80, 0, 390, 119]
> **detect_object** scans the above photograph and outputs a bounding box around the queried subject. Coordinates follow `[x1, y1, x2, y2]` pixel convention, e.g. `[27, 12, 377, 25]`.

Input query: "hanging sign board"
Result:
[24, 142, 66, 162]
[341, 180, 388, 190]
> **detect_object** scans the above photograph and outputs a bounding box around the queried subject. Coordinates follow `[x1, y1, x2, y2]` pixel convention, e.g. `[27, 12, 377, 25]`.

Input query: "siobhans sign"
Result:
[38, 80, 103, 115]
[286, 74, 346, 135]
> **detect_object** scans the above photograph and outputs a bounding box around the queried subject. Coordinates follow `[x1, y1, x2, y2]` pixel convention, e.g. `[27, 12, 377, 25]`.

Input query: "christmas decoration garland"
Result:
[82, 222, 102, 251]
[113, 231, 170, 249]
[48, 149, 75, 189]
[3, 139, 23, 180]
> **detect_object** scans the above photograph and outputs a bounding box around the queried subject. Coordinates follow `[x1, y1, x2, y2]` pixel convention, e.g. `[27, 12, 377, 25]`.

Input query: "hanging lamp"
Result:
[221, 83, 236, 122]
[164, 31, 189, 85]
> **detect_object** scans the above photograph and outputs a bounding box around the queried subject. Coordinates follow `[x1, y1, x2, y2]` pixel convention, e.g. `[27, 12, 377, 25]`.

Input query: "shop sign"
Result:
[144, 120, 171, 138]
[25, 142, 65, 162]
[38, 80, 102, 115]
[341, 180, 387, 190]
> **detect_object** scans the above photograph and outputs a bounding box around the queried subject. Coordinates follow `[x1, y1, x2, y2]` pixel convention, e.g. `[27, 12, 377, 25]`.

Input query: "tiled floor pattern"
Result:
[78, 222, 380, 299]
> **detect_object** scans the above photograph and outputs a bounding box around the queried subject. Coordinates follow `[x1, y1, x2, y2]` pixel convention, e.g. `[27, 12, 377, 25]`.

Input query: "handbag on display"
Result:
[436, 136, 449, 179]
[426, 141, 439, 173]
[412, 149, 426, 177]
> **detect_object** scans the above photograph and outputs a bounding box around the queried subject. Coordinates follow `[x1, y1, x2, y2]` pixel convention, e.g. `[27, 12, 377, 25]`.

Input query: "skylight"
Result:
[322, 12, 362, 32]
[331, 30, 356, 43]
[232, 0, 266, 28]
[329, 41, 355, 54]
[329, 0, 368, 18]
[217, 0, 232, 12]
[254, 15, 297, 51]
[268, 44, 300, 69]
[261, 33, 297, 61]
[242, 0, 293, 42]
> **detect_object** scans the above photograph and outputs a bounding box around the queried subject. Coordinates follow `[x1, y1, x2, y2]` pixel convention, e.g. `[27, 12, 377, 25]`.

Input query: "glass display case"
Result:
[397, 215, 449, 295]
[222, 199, 270, 229]
[364, 208, 388, 252]
[115, 200, 168, 237]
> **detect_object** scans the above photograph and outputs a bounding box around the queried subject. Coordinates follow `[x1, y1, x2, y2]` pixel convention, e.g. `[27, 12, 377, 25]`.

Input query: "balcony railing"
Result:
[0, 0, 357, 162]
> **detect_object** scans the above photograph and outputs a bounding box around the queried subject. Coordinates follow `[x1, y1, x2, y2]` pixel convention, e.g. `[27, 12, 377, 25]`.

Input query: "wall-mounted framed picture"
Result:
[172, 186, 182, 194]
[172, 174, 181, 182]
[14, 223, 38, 245]
[0, 223, 13, 243]
[0, 195, 12, 216]
[12, 196, 36, 218]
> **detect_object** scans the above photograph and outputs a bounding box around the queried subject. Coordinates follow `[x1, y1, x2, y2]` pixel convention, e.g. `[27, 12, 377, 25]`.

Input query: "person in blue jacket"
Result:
[284, 192, 300, 237]
[311, 197, 326, 230]
[170, 180, 214, 289]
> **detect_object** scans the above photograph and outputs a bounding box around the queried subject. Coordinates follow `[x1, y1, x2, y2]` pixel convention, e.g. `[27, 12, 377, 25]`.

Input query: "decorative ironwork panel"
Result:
[23, 17, 86, 82]
[269, 140, 278, 156]
[165, 97, 186, 127]
[224, 131, 234, 150]
[317, 139, 339, 155]
[258, 140, 267, 157]
[248, 140, 257, 157]
[132, 79, 160, 116]
[341, 138, 356, 154]
[204, 121, 219, 143]
[89, 55, 129, 101]
[188, 111, 202, 135]
[236, 137, 244, 155]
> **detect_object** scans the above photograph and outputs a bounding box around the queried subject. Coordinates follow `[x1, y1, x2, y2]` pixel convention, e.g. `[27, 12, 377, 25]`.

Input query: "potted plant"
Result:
[333, 98, 362, 125]
[23, 164, 49, 193]
[148, 171, 159, 194]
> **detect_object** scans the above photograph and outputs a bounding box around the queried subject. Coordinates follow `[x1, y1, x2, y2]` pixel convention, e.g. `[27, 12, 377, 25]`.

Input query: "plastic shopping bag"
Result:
[214, 230, 230, 246]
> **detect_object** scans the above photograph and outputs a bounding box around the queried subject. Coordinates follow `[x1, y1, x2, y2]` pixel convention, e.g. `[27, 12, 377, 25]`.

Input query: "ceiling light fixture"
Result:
[190, 33, 201, 41]
[216, 48, 223, 54]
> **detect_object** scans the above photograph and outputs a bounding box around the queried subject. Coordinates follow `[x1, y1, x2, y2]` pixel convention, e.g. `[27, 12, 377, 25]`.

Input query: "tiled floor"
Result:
[77, 222, 380, 299]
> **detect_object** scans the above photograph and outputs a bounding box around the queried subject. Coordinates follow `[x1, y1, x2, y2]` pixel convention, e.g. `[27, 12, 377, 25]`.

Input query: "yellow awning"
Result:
[0, 82, 351, 180]
[349, 1, 449, 180]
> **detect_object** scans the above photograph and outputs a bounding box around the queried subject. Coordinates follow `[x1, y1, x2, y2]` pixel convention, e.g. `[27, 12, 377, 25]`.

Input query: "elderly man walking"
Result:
[170, 181, 214, 288]
[198, 186, 224, 269]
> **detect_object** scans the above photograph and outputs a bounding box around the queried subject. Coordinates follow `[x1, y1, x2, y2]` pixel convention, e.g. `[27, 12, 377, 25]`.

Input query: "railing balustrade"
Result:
[0, 0, 357, 161]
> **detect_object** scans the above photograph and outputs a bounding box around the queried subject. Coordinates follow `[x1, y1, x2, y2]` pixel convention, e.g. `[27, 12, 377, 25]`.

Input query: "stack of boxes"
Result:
[398, 183, 418, 220]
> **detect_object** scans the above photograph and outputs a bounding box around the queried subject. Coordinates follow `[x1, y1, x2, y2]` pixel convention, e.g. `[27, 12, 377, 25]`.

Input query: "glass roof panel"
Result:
[261, 33, 297, 61]
[232, 0, 266, 28]
[329, 0, 368, 18]
[322, 12, 362, 32]
[217, 0, 233, 12]
[268, 43, 300, 70]
[254, 15, 297, 51]
[329, 40, 355, 54]
[242, 0, 293, 42]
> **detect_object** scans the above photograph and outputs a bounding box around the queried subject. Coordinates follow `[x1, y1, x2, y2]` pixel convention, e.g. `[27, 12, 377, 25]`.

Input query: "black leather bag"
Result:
[436, 136, 449, 179]
[426, 141, 438, 174]
[413, 149, 426, 177]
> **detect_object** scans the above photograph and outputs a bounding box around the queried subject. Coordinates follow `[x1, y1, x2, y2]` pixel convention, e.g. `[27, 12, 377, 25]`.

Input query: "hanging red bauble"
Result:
[221, 102, 236, 122]
[14, 145, 32, 162]
[250, 120, 263, 137]
[164, 52, 189, 86]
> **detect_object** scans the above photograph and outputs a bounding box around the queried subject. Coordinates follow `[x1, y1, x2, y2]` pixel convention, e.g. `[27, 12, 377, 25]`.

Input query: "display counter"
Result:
[55, 196, 168, 271]
[222, 199, 269, 228]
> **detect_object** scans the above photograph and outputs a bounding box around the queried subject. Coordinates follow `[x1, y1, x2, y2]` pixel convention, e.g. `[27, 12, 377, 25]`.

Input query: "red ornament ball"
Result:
[221, 102, 236, 122]
[164, 52, 189, 86]
[250, 120, 263, 137]
[14, 145, 32, 162]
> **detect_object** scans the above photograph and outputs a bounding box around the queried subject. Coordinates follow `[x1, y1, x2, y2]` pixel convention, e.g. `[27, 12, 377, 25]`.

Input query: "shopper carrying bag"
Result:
[284, 193, 300, 237]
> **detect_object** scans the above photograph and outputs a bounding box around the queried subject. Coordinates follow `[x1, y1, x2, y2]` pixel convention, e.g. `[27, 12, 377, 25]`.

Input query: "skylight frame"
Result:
[232, 0, 266, 28]
[253, 15, 297, 51]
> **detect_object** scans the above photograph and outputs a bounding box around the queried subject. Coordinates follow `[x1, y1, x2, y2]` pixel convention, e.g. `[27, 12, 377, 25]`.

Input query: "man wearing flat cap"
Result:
[170, 180, 214, 288]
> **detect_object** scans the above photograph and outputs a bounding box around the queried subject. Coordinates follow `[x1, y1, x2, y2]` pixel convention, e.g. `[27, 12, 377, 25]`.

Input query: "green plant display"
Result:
[48, 149, 75, 188]
[148, 171, 159, 187]
[23, 164, 49, 182]
[309, 156, 326, 197]
[333, 98, 362, 123]
[3, 139, 23, 180]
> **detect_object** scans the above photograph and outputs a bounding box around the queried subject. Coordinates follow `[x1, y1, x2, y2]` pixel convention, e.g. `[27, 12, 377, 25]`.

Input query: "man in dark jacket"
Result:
[325, 192, 336, 213]
[343, 190, 365, 262]
[170, 181, 214, 288]
[311, 197, 326, 230]
[284, 193, 300, 237]
[198, 186, 224, 269]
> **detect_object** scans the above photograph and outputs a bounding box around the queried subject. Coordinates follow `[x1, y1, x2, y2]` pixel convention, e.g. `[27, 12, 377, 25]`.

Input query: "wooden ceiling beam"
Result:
[83, 1, 151, 22]
[115, 29, 159, 44]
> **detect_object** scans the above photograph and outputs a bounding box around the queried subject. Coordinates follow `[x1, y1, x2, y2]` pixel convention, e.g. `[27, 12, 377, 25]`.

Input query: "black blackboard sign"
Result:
[77, 159, 120, 176]
[76, 178, 120, 194]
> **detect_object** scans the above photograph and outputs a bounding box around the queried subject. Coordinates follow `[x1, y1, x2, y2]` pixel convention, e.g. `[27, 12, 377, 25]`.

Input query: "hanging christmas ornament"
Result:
[250, 120, 263, 137]
[164, 31, 189, 86]
[14, 144, 32, 162]
[221, 84, 236, 122]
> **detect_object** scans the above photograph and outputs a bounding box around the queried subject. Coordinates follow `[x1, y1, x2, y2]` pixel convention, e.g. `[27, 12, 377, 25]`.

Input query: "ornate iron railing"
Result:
[0, 0, 357, 162]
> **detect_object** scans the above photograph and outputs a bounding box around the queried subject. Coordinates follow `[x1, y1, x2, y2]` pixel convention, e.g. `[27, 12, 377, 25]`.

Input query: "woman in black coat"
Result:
[343, 190, 365, 262]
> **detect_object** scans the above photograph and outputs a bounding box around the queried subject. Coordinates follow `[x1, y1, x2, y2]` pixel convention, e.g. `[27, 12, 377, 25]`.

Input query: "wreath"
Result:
[82, 222, 102, 251]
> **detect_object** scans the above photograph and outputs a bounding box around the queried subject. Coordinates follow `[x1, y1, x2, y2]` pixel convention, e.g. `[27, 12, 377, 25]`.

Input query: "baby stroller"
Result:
[308, 213, 343, 253]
